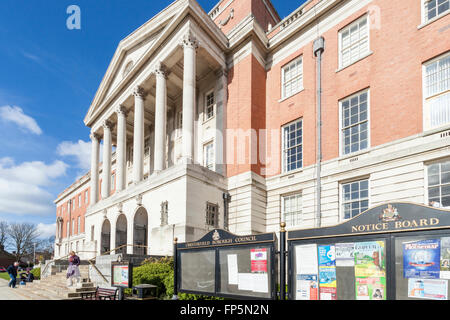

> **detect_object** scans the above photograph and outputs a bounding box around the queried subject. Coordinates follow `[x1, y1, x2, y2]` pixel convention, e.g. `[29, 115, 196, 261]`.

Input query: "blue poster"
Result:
[403, 239, 441, 279]
[318, 245, 336, 267]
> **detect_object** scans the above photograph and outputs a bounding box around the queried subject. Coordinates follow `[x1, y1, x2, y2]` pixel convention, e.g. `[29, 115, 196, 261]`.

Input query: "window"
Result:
[77, 216, 81, 234]
[91, 226, 95, 241]
[206, 202, 219, 228]
[423, 52, 450, 130]
[340, 90, 369, 155]
[67, 221, 70, 237]
[161, 201, 168, 226]
[144, 136, 150, 157]
[72, 219, 75, 235]
[282, 119, 303, 173]
[341, 179, 369, 220]
[339, 15, 369, 68]
[205, 91, 215, 120]
[427, 160, 450, 208]
[424, 0, 450, 22]
[282, 193, 302, 227]
[282, 56, 303, 99]
[78, 194, 81, 208]
[204, 142, 215, 170]
[85, 190, 89, 205]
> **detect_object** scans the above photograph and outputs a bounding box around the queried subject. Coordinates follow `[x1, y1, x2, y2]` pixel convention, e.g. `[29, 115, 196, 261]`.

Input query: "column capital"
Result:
[90, 131, 101, 141]
[181, 31, 199, 50]
[116, 104, 130, 117]
[154, 62, 169, 79]
[133, 85, 147, 99]
[102, 120, 114, 130]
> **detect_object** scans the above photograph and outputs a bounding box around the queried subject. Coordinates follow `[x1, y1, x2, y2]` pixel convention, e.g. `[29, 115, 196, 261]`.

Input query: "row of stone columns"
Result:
[89, 32, 199, 206]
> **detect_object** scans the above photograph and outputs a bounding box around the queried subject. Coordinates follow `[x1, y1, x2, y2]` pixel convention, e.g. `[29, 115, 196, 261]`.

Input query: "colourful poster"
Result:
[319, 287, 337, 300]
[336, 243, 355, 267]
[318, 245, 336, 267]
[296, 274, 318, 300]
[251, 248, 268, 273]
[408, 278, 448, 300]
[354, 241, 386, 300]
[112, 265, 129, 286]
[403, 239, 440, 279]
[440, 237, 450, 279]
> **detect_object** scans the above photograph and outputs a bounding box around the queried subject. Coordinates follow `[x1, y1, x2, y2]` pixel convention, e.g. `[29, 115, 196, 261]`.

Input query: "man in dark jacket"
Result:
[6, 262, 19, 288]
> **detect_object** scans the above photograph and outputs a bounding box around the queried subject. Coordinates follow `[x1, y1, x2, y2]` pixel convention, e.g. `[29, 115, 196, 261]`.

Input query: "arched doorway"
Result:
[100, 219, 111, 254]
[133, 207, 148, 255]
[116, 214, 127, 254]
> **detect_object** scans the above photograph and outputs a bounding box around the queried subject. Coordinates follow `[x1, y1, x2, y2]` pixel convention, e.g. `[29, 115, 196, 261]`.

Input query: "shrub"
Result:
[131, 257, 173, 298]
[31, 267, 40, 280]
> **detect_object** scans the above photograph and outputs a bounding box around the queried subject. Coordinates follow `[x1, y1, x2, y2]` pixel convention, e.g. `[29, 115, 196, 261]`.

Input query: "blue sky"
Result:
[0, 0, 305, 238]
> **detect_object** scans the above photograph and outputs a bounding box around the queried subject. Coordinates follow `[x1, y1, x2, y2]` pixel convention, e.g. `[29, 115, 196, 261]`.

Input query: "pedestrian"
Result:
[6, 262, 19, 288]
[67, 251, 81, 287]
[26, 270, 35, 283]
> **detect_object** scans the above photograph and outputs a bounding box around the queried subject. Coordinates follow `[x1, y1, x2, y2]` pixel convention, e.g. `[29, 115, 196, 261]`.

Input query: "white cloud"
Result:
[0, 105, 42, 135]
[57, 139, 101, 171]
[0, 158, 68, 216]
[36, 223, 56, 239]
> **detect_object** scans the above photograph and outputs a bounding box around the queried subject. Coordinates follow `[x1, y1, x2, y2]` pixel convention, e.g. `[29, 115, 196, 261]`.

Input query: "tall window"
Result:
[78, 194, 81, 208]
[204, 142, 215, 170]
[205, 91, 215, 120]
[341, 90, 369, 155]
[282, 193, 302, 227]
[206, 202, 219, 228]
[341, 179, 369, 220]
[85, 190, 89, 205]
[67, 221, 70, 237]
[424, 0, 450, 22]
[161, 201, 168, 226]
[339, 15, 369, 68]
[282, 56, 303, 99]
[77, 216, 81, 234]
[72, 219, 75, 235]
[282, 119, 303, 173]
[423, 52, 450, 130]
[427, 160, 450, 208]
[91, 226, 95, 242]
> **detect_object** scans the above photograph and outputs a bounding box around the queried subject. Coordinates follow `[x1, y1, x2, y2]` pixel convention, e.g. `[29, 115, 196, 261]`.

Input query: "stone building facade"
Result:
[54, 0, 450, 260]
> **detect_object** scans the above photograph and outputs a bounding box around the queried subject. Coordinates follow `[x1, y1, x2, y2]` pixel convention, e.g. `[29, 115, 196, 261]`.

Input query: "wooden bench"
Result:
[80, 287, 119, 300]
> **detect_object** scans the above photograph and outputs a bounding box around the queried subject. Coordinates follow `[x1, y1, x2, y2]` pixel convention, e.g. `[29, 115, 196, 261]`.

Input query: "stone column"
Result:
[101, 120, 113, 199]
[90, 132, 101, 205]
[181, 32, 198, 164]
[133, 86, 146, 183]
[116, 105, 128, 192]
[154, 64, 168, 173]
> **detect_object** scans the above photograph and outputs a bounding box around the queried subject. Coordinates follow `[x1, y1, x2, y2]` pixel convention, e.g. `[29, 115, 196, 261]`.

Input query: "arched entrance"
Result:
[100, 219, 111, 254]
[116, 214, 127, 254]
[133, 207, 148, 255]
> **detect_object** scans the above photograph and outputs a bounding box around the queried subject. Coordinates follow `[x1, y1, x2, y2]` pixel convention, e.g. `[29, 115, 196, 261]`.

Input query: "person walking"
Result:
[6, 262, 19, 289]
[66, 251, 81, 287]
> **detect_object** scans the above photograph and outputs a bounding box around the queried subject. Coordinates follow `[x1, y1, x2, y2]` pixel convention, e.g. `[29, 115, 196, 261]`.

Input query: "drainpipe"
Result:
[223, 193, 231, 231]
[313, 37, 325, 228]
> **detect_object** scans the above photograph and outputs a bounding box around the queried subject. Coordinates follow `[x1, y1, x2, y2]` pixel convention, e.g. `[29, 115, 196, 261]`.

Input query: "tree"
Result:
[7, 222, 41, 262]
[0, 221, 8, 250]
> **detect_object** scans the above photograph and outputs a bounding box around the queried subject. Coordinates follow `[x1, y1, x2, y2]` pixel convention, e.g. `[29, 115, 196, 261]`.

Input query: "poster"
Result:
[354, 241, 386, 300]
[227, 254, 238, 285]
[318, 245, 336, 267]
[251, 248, 268, 273]
[112, 265, 129, 287]
[295, 244, 318, 275]
[403, 239, 440, 279]
[408, 278, 448, 300]
[318, 245, 337, 300]
[440, 237, 450, 279]
[296, 274, 318, 300]
[336, 243, 355, 267]
[237, 273, 268, 293]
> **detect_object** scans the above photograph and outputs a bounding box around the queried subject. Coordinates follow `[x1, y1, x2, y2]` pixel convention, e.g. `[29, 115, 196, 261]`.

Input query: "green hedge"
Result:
[128, 257, 223, 300]
[31, 268, 41, 280]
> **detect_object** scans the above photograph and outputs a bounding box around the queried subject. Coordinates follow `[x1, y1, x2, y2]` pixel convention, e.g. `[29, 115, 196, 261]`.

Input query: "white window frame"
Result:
[338, 14, 370, 69]
[339, 89, 371, 156]
[422, 51, 450, 131]
[85, 190, 89, 205]
[281, 56, 303, 100]
[282, 118, 303, 173]
[206, 202, 219, 228]
[340, 178, 370, 221]
[77, 216, 81, 234]
[421, 0, 450, 24]
[204, 90, 215, 121]
[425, 159, 450, 208]
[78, 194, 81, 208]
[281, 193, 303, 228]
[203, 141, 215, 171]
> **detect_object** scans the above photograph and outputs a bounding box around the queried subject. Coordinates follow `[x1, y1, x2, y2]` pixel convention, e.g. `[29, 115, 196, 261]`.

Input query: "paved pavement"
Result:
[0, 278, 28, 300]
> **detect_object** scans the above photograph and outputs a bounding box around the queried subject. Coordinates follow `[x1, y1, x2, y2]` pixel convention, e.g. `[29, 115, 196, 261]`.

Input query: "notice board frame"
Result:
[111, 261, 133, 289]
[175, 229, 278, 300]
[287, 202, 450, 300]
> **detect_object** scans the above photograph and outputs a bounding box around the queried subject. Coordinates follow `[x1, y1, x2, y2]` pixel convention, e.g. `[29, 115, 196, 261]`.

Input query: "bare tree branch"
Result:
[6, 222, 41, 262]
[0, 221, 8, 249]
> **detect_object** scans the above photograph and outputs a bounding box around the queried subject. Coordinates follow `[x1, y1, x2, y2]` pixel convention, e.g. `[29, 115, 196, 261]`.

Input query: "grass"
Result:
[0, 273, 10, 281]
